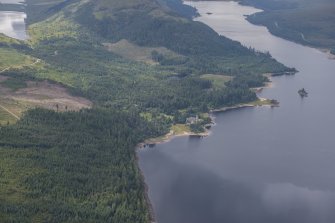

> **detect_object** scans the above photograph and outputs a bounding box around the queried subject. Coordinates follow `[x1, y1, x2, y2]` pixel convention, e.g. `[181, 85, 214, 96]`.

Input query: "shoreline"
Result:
[135, 96, 278, 223]
[137, 76, 278, 148]
[134, 154, 157, 223]
[318, 48, 335, 60]
[138, 2, 334, 222]
[137, 128, 211, 149]
[137, 97, 277, 148]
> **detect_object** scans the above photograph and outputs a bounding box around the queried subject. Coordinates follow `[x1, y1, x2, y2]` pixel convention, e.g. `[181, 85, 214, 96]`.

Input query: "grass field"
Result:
[104, 39, 185, 64]
[200, 74, 232, 89]
[171, 124, 191, 134]
[28, 14, 81, 45]
[0, 48, 35, 71]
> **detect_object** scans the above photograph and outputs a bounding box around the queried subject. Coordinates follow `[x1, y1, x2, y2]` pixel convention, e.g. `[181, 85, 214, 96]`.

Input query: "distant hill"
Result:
[243, 0, 335, 54]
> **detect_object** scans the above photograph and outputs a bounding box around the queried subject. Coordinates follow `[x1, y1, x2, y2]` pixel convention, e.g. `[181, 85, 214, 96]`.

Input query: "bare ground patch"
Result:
[0, 76, 92, 123]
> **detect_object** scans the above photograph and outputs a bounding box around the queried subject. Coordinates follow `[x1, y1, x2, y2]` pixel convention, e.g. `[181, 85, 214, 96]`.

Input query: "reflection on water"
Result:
[140, 134, 335, 223]
[0, 11, 27, 40]
[139, 1, 335, 223]
[0, 0, 25, 4]
[1, 0, 25, 3]
[0, 12, 27, 40]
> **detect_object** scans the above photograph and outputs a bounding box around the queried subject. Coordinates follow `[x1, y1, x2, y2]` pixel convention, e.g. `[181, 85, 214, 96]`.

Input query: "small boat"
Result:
[206, 12, 213, 15]
[298, 88, 308, 97]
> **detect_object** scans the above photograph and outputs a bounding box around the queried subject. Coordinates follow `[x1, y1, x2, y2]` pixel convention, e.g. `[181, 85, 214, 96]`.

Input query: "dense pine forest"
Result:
[0, 109, 167, 222]
[0, 0, 292, 222]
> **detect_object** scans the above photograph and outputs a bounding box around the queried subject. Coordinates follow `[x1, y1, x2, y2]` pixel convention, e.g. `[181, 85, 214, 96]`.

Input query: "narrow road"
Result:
[0, 104, 20, 120]
[0, 67, 10, 73]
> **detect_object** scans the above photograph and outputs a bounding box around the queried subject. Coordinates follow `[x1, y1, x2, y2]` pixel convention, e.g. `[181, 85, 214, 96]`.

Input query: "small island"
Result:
[298, 88, 308, 97]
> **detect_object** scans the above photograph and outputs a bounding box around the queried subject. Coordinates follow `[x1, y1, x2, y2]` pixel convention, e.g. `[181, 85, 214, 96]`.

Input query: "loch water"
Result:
[0, 0, 27, 40]
[138, 1, 335, 223]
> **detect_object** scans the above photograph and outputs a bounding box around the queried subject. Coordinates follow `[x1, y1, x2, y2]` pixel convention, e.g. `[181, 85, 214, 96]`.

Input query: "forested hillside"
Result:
[243, 0, 335, 54]
[0, 108, 168, 222]
[0, 0, 292, 222]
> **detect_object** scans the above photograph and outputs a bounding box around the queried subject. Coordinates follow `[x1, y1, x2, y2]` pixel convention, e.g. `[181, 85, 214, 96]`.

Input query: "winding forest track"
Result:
[0, 67, 10, 73]
[0, 104, 19, 120]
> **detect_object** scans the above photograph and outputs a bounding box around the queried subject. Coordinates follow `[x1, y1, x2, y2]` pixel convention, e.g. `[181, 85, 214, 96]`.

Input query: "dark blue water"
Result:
[139, 1, 335, 223]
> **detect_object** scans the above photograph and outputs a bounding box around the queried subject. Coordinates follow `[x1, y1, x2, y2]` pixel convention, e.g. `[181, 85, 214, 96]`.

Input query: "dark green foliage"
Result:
[25, 0, 80, 24]
[0, 40, 31, 52]
[157, 0, 199, 18]
[17, 38, 258, 114]
[208, 87, 257, 108]
[75, 2, 289, 75]
[1, 77, 27, 91]
[190, 123, 204, 133]
[0, 108, 168, 223]
[226, 74, 268, 89]
[244, 0, 335, 51]
[80, 4, 223, 56]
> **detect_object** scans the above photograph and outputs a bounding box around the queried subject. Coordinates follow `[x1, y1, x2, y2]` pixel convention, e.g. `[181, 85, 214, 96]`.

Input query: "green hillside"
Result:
[244, 0, 335, 54]
[0, 0, 292, 222]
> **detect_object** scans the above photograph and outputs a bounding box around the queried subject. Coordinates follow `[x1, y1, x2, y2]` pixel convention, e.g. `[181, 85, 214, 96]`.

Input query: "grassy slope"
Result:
[0, 0, 292, 222]
[0, 48, 35, 71]
[244, 0, 335, 54]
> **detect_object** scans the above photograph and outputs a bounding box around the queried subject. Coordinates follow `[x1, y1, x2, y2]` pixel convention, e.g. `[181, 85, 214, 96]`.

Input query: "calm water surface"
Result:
[139, 1, 335, 223]
[0, 0, 27, 40]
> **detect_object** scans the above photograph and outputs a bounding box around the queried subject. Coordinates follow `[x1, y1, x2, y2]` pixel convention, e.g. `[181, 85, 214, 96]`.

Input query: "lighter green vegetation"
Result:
[201, 74, 232, 89]
[104, 39, 185, 64]
[0, 48, 35, 71]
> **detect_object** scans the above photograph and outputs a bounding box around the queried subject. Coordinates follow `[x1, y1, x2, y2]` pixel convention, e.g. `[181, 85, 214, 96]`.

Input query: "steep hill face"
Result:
[78, 0, 229, 54]
[25, 0, 81, 24]
[26, 0, 289, 76]
[72, 0, 288, 74]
